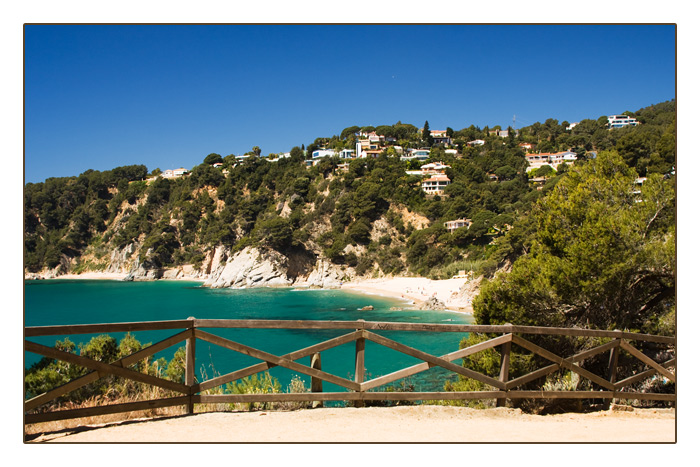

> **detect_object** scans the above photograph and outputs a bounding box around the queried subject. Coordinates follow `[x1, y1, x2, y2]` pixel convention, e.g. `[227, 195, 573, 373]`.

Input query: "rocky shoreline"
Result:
[25, 245, 479, 313]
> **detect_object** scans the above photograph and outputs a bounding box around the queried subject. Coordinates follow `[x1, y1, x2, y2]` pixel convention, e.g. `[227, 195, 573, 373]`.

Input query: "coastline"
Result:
[25, 272, 474, 313]
[25, 271, 206, 282]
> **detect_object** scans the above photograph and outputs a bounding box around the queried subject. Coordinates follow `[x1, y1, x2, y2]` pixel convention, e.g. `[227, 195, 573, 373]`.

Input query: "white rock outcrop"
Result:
[298, 258, 344, 288]
[204, 247, 292, 288]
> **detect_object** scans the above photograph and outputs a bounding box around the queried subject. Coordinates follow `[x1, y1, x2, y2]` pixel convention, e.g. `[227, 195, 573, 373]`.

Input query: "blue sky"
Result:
[24, 24, 676, 183]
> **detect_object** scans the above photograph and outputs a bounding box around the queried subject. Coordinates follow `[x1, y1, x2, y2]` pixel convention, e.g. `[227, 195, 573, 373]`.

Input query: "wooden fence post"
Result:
[606, 340, 620, 408]
[497, 339, 511, 407]
[310, 352, 323, 408]
[354, 322, 365, 408]
[185, 317, 196, 414]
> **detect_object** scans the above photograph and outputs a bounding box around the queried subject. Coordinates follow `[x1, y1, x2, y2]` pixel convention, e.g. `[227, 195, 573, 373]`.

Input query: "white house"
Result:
[163, 168, 189, 178]
[525, 151, 577, 171]
[312, 149, 337, 159]
[421, 174, 451, 194]
[430, 130, 452, 145]
[338, 149, 355, 159]
[608, 114, 639, 129]
[421, 162, 450, 175]
[444, 218, 472, 232]
[401, 149, 431, 161]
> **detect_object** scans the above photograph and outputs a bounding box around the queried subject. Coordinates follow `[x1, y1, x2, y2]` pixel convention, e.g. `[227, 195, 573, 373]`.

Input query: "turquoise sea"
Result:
[24, 280, 474, 393]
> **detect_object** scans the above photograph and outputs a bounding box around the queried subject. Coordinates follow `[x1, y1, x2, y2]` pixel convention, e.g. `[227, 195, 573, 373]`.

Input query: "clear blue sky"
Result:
[24, 24, 676, 183]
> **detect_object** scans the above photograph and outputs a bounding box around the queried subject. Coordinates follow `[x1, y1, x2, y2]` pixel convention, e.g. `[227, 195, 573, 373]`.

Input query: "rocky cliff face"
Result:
[202, 246, 346, 289]
[203, 247, 292, 288]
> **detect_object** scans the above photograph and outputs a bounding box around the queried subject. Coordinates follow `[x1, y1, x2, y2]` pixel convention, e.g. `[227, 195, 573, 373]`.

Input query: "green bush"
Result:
[225, 372, 281, 411]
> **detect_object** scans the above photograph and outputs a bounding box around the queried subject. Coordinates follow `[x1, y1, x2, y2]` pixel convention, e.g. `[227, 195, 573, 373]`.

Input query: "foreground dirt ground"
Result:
[28, 405, 676, 443]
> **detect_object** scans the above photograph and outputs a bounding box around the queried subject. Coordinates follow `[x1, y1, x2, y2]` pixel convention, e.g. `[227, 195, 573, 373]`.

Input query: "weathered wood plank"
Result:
[506, 364, 561, 390]
[611, 392, 676, 401]
[505, 391, 615, 399]
[497, 340, 512, 407]
[194, 391, 509, 403]
[25, 319, 676, 344]
[185, 329, 196, 414]
[361, 334, 513, 391]
[364, 331, 506, 390]
[196, 390, 676, 402]
[194, 330, 362, 392]
[310, 352, 323, 408]
[25, 330, 191, 411]
[25, 396, 190, 424]
[353, 336, 366, 408]
[619, 340, 676, 383]
[511, 335, 615, 390]
[193, 319, 367, 330]
[614, 358, 676, 390]
[505, 340, 623, 391]
[25, 340, 190, 394]
[572, 339, 621, 363]
[25, 320, 194, 337]
[194, 330, 361, 391]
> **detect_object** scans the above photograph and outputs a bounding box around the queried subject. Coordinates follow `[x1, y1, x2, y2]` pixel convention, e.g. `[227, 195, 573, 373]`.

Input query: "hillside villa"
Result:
[421, 174, 451, 195]
[421, 162, 450, 175]
[608, 114, 639, 129]
[429, 130, 452, 145]
[162, 168, 189, 179]
[401, 149, 431, 161]
[444, 218, 472, 232]
[312, 148, 355, 159]
[525, 151, 577, 171]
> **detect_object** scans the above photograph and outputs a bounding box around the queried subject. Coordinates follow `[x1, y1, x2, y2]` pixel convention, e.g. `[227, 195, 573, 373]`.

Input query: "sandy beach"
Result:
[28, 271, 205, 282]
[341, 277, 473, 313]
[43, 271, 130, 280]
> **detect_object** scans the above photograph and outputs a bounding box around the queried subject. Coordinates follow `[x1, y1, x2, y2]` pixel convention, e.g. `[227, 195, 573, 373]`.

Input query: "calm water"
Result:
[24, 280, 474, 393]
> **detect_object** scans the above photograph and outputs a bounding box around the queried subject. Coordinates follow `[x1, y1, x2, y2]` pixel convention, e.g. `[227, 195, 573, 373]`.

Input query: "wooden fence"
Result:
[24, 319, 676, 424]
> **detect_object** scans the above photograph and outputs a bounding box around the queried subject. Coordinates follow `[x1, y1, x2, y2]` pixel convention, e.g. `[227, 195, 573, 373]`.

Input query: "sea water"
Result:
[24, 280, 474, 393]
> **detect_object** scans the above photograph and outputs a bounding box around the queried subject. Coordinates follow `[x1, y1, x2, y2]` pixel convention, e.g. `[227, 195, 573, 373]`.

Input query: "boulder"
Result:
[419, 296, 447, 311]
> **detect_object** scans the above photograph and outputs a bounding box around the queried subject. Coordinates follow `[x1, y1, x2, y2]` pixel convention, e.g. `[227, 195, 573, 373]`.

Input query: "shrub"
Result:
[225, 372, 281, 411]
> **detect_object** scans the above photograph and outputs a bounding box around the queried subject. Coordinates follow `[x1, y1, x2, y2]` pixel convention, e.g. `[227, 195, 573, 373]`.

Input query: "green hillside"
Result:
[24, 101, 676, 307]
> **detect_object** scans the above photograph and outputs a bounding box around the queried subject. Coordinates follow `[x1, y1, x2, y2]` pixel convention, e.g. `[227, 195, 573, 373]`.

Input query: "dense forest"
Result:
[24, 100, 677, 412]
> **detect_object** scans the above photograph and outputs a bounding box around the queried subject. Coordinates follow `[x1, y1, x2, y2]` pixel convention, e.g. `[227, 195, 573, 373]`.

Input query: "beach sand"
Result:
[46, 272, 130, 280]
[341, 276, 473, 313]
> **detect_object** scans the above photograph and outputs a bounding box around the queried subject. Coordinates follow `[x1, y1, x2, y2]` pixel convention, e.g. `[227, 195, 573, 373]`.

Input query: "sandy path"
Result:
[31, 406, 675, 443]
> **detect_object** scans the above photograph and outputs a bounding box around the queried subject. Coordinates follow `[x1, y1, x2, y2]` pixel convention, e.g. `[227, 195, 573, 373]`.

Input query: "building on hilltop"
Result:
[430, 130, 452, 145]
[489, 129, 519, 138]
[607, 114, 639, 129]
[162, 168, 189, 179]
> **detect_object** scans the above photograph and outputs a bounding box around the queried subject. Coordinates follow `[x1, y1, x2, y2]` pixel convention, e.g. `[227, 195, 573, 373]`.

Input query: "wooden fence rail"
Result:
[24, 319, 676, 424]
